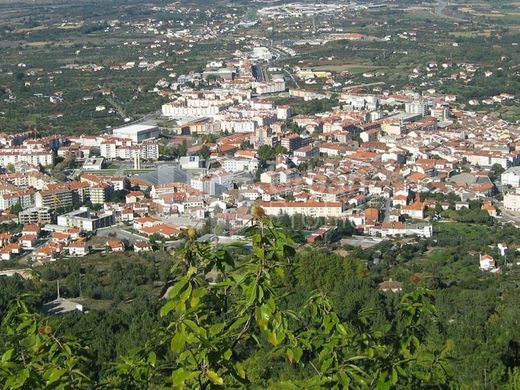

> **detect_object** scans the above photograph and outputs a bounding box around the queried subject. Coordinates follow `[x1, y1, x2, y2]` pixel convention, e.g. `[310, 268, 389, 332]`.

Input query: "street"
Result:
[96, 226, 149, 244]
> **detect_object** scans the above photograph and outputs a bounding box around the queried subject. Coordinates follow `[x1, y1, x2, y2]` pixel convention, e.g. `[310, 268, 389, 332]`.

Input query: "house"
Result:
[107, 240, 125, 253]
[33, 243, 61, 263]
[126, 191, 145, 204]
[481, 202, 497, 217]
[498, 243, 508, 257]
[392, 194, 408, 207]
[0, 243, 21, 261]
[306, 226, 336, 244]
[22, 224, 41, 237]
[479, 254, 497, 272]
[369, 222, 433, 238]
[51, 232, 71, 244]
[66, 240, 89, 257]
[141, 224, 180, 239]
[400, 198, 425, 219]
[20, 234, 38, 249]
[378, 279, 403, 293]
[133, 216, 161, 231]
[134, 241, 152, 252]
[66, 228, 82, 241]
[0, 233, 12, 247]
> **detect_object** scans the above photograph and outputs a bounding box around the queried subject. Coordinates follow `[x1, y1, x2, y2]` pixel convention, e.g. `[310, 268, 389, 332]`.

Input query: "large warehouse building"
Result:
[112, 124, 160, 143]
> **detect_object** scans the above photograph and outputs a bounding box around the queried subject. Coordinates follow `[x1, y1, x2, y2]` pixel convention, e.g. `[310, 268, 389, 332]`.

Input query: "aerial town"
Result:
[0, 40, 518, 269]
[1, 0, 520, 387]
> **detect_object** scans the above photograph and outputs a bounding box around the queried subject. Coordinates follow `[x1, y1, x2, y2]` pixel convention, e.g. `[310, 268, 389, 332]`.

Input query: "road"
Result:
[96, 226, 149, 244]
[283, 69, 300, 89]
[343, 82, 386, 91]
[496, 203, 520, 227]
[434, 0, 468, 22]
[382, 197, 392, 223]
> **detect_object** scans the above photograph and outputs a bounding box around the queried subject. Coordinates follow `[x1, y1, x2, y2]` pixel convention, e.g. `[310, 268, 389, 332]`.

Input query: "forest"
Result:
[1, 212, 520, 388]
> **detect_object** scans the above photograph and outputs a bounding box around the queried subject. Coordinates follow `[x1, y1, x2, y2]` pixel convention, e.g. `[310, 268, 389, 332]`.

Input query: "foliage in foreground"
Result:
[0, 216, 456, 389]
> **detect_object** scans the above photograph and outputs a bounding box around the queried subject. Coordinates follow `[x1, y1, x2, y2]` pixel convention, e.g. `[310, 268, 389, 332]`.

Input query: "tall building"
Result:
[18, 207, 54, 225]
[404, 100, 429, 116]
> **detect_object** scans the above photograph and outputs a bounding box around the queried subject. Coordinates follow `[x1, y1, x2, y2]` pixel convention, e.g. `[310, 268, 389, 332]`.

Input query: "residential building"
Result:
[19, 207, 54, 225]
[57, 208, 116, 232]
[504, 189, 520, 211]
[501, 166, 520, 187]
[259, 201, 344, 218]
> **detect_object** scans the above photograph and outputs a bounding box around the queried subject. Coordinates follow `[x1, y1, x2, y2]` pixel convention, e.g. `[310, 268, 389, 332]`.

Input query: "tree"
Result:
[257, 145, 275, 162]
[0, 215, 456, 389]
[198, 145, 211, 160]
[239, 140, 251, 150]
[110, 214, 455, 388]
[9, 202, 22, 215]
[0, 299, 94, 389]
[489, 163, 505, 183]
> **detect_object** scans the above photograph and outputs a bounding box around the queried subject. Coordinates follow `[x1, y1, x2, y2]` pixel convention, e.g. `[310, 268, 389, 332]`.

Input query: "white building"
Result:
[0, 149, 54, 168]
[405, 100, 430, 116]
[162, 104, 224, 119]
[190, 172, 233, 196]
[57, 208, 116, 232]
[504, 189, 520, 211]
[112, 124, 160, 143]
[252, 47, 273, 61]
[259, 201, 344, 218]
[82, 158, 104, 171]
[253, 80, 286, 95]
[222, 158, 259, 173]
[479, 254, 497, 272]
[501, 167, 520, 187]
[219, 118, 257, 133]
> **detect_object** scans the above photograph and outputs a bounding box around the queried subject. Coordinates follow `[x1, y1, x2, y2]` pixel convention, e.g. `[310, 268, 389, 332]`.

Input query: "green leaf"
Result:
[147, 351, 157, 366]
[235, 361, 246, 379]
[209, 322, 226, 336]
[160, 300, 177, 317]
[337, 370, 350, 387]
[207, 370, 224, 386]
[321, 357, 334, 372]
[46, 368, 66, 384]
[287, 348, 294, 363]
[172, 367, 199, 387]
[223, 349, 232, 361]
[171, 330, 187, 353]
[293, 347, 303, 363]
[1, 349, 13, 363]
[167, 278, 188, 300]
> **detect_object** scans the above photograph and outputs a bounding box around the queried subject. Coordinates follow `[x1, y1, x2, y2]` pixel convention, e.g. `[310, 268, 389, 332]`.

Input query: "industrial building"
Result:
[112, 124, 160, 143]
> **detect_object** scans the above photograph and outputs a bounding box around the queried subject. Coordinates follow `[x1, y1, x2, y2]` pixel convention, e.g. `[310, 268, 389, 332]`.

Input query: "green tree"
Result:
[489, 163, 505, 183]
[0, 215, 456, 389]
[198, 145, 211, 160]
[0, 299, 94, 389]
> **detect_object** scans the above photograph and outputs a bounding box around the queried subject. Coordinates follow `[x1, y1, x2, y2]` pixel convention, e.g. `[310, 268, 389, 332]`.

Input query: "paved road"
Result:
[343, 82, 386, 91]
[496, 203, 520, 227]
[382, 197, 392, 223]
[96, 226, 149, 244]
[283, 69, 300, 89]
[434, 0, 468, 22]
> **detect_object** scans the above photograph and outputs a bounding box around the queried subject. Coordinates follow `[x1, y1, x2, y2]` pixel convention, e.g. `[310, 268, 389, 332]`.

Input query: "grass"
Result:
[313, 64, 386, 73]
[434, 222, 492, 241]
[449, 30, 495, 37]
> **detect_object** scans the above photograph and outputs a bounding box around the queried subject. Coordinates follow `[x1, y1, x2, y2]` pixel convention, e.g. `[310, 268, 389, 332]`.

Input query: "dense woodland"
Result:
[1, 213, 520, 388]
